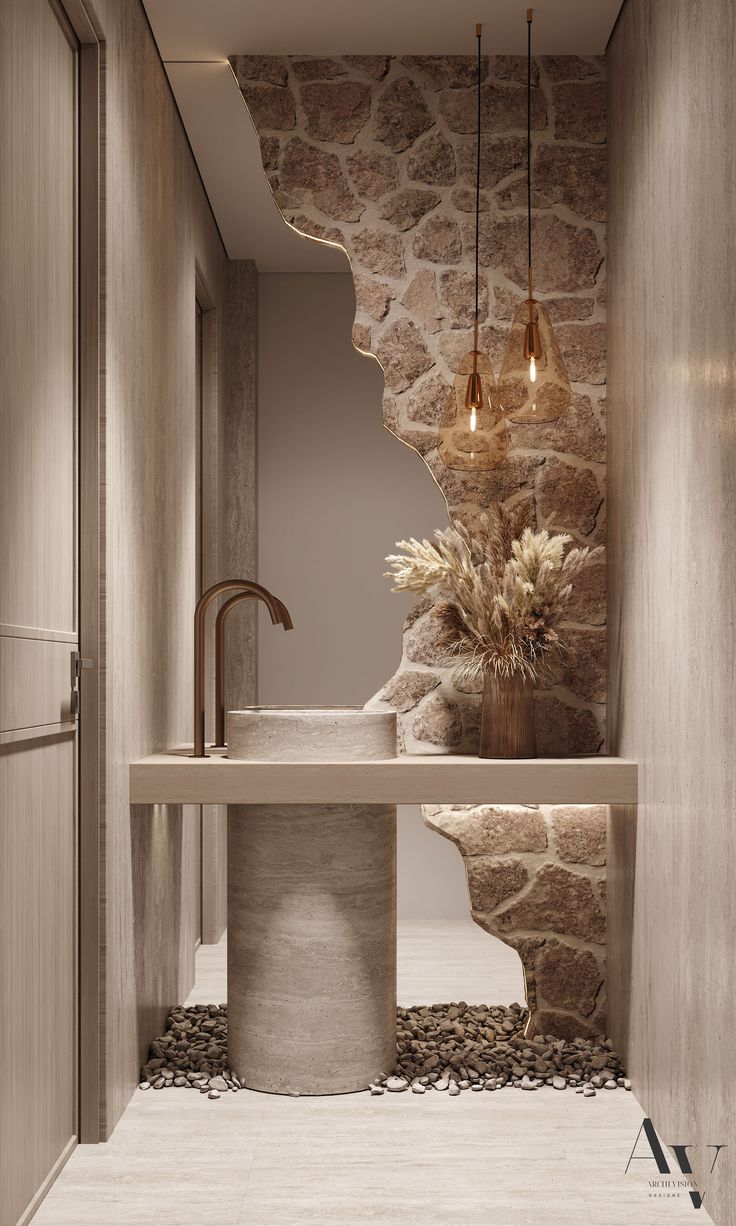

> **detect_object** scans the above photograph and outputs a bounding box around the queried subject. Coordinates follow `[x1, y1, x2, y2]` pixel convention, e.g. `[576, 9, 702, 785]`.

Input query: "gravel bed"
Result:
[140, 1001, 629, 1099]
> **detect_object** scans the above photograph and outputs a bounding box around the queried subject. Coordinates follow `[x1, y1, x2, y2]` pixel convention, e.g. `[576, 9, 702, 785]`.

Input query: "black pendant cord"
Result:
[474, 26, 481, 332]
[527, 11, 532, 276]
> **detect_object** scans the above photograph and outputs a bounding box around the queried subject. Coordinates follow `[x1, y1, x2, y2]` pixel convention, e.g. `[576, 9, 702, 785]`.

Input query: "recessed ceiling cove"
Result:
[143, 0, 623, 60]
[143, 0, 620, 268]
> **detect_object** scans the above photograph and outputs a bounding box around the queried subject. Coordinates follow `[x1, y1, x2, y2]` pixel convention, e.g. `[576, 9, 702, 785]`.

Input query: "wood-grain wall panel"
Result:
[607, 3, 736, 1221]
[0, 0, 77, 637]
[0, 735, 76, 1226]
[0, 638, 75, 732]
[85, 0, 257, 1137]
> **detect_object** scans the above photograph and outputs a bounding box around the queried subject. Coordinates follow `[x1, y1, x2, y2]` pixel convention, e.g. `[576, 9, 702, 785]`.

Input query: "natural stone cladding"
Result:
[424, 803, 608, 1034]
[233, 53, 608, 1036]
[232, 50, 606, 757]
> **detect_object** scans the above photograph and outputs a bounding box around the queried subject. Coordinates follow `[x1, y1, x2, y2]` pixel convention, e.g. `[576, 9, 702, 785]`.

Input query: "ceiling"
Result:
[143, 0, 622, 270]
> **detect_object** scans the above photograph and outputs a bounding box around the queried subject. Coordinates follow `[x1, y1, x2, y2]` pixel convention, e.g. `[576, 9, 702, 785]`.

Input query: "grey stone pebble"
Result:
[208, 1089, 220, 1100]
[583, 1087, 597, 1097]
[139, 1081, 150, 1091]
[141, 1000, 627, 1101]
[370, 1086, 384, 1096]
[448, 1081, 461, 1096]
[386, 1075, 409, 1092]
[604, 1079, 618, 1089]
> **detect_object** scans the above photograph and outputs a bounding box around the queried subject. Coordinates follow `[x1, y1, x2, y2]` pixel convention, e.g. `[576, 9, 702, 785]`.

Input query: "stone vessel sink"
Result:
[226, 706, 397, 762]
[225, 706, 398, 1095]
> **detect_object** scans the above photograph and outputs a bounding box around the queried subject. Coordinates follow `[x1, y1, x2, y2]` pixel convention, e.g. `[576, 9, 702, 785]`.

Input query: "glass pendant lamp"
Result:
[438, 24, 508, 471]
[499, 10, 571, 424]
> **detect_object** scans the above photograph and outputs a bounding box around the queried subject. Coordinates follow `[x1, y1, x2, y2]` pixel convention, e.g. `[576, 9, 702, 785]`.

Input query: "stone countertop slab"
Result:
[129, 750, 637, 807]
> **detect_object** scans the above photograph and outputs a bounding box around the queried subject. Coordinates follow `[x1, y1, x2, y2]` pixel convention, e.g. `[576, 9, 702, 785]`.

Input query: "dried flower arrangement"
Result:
[386, 503, 602, 685]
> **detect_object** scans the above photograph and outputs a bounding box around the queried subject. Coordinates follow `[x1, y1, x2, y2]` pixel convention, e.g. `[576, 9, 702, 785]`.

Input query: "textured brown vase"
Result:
[479, 670, 537, 759]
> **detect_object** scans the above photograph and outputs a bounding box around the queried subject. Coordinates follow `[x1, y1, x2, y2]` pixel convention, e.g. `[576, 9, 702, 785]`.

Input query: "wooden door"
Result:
[0, 1, 79, 1220]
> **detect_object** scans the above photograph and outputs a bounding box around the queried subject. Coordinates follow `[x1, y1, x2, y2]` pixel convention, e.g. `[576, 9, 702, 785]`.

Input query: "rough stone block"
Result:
[375, 318, 433, 392]
[280, 138, 363, 221]
[440, 81, 547, 134]
[509, 392, 605, 463]
[476, 214, 602, 292]
[229, 55, 288, 87]
[438, 269, 489, 329]
[379, 671, 441, 713]
[379, 188, 441, 231]
[346, 148, 398, 199]
[424, 804, 548, 856]
[240, 83, 296, 131]
[352, 228, 406, 278]
[537, 939, 603, 1016]
[374, 77, 433, 151]
[343, 56, 391, 80]
[413, 694, 462, 746]
[301, 80, 372, 142]
[407, 132, 457, 185]
[466, 856, 529, 911]
[406, 372, 452, 426]
[553, 81, 606, 143]
[551, 806, 607, 866]
[535, 457, 602, 538]
[556, 322, 607, 384]
[495, 862, 606, 944]
[412, 215, 463, 264]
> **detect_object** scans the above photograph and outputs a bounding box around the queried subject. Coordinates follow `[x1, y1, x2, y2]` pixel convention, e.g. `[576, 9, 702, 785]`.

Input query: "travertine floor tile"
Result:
[35, 926, 713, 1226]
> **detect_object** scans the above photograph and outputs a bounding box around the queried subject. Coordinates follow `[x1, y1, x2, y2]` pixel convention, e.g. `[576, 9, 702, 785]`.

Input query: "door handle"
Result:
[71, 651, 94, 720]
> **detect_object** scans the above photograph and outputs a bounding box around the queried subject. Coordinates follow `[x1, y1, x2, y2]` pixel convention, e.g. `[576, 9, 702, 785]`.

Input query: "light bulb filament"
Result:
[529, 355, 537, 383]
[469, 407, 477, 432]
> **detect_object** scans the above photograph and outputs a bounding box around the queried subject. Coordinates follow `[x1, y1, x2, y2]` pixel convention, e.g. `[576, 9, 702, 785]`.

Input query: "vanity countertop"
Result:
[129, 749, 637, 807]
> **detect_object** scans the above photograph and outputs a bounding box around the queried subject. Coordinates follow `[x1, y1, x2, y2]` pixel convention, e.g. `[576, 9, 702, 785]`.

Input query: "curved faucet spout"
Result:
[193, 579, 293, 757]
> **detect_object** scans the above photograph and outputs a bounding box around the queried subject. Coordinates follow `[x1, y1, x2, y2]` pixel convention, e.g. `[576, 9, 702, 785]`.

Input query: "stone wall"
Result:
[232, 51, 606, 757]
[233, 53, 608, 1033]
[425, 803, 607, 1036]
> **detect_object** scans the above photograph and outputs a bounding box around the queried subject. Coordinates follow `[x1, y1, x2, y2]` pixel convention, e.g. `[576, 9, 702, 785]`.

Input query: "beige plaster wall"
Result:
[607, 1, 736, 1220]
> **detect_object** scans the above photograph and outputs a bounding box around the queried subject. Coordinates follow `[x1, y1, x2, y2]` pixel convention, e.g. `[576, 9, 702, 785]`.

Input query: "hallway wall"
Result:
[607, 2, 736, 1221]
[92, 0, 257, 1138]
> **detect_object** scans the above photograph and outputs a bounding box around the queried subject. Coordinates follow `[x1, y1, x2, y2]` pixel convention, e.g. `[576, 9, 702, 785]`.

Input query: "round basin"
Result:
[226, 705, 397, 761]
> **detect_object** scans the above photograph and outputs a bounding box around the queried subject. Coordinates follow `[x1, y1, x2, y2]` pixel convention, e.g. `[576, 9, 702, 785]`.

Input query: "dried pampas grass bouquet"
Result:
[385, 504, 601, 758]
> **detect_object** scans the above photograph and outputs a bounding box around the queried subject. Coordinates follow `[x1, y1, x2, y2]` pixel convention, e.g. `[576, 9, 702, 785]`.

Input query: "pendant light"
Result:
[499, 9, 571, 423]
[438, 24, 508, 471]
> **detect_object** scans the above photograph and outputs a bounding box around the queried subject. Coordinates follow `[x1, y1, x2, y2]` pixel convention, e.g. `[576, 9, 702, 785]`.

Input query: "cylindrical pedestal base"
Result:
[227, 804, 396, 1095]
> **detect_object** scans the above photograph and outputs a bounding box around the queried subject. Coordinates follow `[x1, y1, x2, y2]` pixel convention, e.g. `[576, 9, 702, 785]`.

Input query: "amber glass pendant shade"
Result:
[438, 350, 509, 470]
[499, 298, 572, 423]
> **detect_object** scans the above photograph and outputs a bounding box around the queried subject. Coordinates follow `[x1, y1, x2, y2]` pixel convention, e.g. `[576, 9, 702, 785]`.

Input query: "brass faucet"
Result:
[213, 590, 293, 747]
[193, 579, 292, 757]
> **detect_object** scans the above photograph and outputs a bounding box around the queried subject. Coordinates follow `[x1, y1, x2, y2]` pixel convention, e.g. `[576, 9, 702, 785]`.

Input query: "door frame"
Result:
[64, 0, 105, 1145]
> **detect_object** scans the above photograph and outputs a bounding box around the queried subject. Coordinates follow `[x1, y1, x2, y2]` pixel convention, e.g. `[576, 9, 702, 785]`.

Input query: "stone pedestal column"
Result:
[227, 803, 396, 1095]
